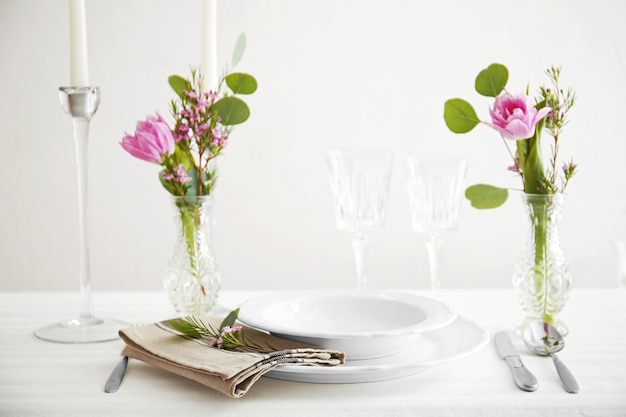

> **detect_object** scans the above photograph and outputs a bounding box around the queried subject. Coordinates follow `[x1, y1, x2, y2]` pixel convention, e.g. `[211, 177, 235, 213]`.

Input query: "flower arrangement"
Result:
[443, 63, 576, 208]
[120, 36, 257, 315]
[444, 64, 577, 330]
[121, 69, 257, 197]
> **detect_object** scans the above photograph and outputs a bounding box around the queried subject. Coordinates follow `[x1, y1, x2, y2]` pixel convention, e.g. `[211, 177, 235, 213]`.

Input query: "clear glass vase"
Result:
[164, 195, 221, 315]
[513, 193, 571, 335]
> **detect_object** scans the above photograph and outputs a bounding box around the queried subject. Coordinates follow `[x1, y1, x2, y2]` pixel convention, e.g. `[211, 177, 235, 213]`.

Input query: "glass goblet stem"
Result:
[352, 232, 370, 291]
[426, 232, 443, 290]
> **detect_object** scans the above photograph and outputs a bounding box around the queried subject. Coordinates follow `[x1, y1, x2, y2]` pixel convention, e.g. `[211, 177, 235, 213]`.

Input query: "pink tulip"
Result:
[120, 113, 175, 164]
[488, 92, 551, 140]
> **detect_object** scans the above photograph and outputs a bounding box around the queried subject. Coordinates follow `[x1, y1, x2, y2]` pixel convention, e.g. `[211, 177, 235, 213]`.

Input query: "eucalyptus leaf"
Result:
[184, 166, 200, 197]
[219, 308, 240, 329]
[212, 96, 250, 125]
[225, 72, 257, 95]
[444, 98, 480, 133]
[232, 34, 246, 68]
[168, 75, 189, 98]
[465, 184, 508, 209]
[475, 63, 508, 97]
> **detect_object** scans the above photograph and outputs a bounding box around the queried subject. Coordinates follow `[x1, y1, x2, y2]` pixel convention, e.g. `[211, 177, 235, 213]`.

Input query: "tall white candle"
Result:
[69, 0, 89, 86]
[201, 0, 218, 91]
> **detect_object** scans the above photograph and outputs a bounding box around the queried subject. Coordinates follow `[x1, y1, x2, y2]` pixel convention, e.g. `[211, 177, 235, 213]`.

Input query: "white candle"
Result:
[201, 0, 218, 91]
[69, 0, 89, 86]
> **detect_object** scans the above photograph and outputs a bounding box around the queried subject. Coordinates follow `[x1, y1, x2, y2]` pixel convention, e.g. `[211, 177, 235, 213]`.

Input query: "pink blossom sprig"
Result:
[538, 67, 577, 193]
[209, 325, 244, 349]
[166, 70, 231, 197]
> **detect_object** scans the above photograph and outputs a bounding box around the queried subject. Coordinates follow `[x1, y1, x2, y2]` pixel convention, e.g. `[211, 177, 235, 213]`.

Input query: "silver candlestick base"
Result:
[34, 87, 126, 343]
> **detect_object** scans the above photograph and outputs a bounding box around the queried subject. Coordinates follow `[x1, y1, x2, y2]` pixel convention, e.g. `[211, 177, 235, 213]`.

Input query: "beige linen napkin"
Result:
[118, 317, 345, 398]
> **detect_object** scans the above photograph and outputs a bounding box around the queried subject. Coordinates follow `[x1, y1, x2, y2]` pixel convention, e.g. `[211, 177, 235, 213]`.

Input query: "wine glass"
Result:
[326, 150, 394, 290]
[405, 157, 467, 290]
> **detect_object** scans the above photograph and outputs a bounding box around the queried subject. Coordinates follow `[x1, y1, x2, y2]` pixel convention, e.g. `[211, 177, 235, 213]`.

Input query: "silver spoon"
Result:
[523, 321, 579, 393]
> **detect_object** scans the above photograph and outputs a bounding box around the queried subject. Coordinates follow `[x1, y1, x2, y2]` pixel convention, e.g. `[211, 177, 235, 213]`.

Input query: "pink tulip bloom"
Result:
[121, 113, 175, 164]
[488, 92, 551, 140]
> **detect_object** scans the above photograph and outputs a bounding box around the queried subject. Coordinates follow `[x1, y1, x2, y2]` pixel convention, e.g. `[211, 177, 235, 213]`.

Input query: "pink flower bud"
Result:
[488, 92, 551, 141]
[120, 113, 175, 164]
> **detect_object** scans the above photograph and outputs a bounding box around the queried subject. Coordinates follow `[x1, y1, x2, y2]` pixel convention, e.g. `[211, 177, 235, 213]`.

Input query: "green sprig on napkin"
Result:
[169, 308, 276, 353]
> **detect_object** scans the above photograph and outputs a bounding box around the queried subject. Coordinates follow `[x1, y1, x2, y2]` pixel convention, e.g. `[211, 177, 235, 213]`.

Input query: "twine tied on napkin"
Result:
[118, 317, 345, 398]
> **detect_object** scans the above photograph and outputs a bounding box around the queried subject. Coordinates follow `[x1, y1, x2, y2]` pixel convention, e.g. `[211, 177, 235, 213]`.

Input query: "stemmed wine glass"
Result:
[405, 157, 467, 290]
[326, 150, 394, 290]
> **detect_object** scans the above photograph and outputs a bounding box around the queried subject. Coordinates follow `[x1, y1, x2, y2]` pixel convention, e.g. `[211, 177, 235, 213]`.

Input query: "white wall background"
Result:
[1, 0, 625, 292]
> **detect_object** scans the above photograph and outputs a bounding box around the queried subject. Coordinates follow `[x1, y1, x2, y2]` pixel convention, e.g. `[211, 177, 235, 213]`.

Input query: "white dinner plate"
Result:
[238, 290, 457, 360]
[264, 315, 488, 384]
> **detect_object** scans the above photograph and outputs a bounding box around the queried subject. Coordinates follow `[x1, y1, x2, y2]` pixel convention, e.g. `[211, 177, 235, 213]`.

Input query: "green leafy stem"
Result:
[169, 308, 277, 353]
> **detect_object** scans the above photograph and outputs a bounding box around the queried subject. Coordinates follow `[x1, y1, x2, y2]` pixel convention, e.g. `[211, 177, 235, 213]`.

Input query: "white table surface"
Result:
[1, 289, 625, 417]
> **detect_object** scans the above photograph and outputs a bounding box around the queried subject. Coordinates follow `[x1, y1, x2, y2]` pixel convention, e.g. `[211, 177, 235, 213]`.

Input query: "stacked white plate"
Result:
[237, 290, 488, 383]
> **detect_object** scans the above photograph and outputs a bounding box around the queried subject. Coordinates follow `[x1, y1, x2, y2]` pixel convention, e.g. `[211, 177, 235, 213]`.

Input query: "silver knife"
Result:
[494, 331, 538, 392]
[104, 355, 128, 393]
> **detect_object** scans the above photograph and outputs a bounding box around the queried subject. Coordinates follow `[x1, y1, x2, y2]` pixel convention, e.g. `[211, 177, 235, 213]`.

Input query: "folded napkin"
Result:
[118, 317, 345, 398]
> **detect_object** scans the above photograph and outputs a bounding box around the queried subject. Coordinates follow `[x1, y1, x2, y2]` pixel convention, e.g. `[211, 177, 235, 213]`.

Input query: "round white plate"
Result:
[238, 290, 456, 360]
[264, 316, 489, 384]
